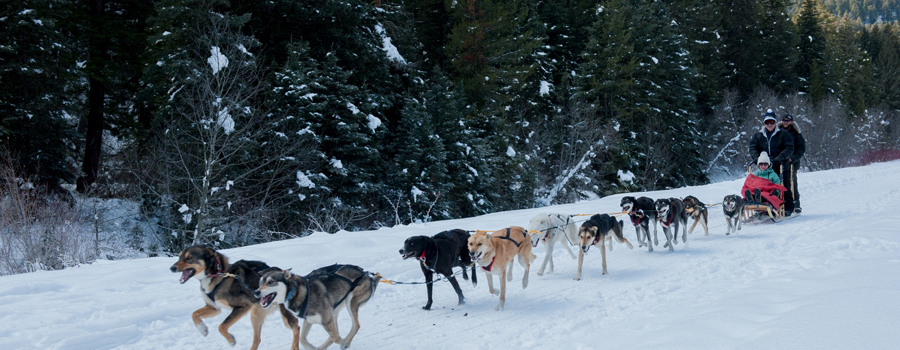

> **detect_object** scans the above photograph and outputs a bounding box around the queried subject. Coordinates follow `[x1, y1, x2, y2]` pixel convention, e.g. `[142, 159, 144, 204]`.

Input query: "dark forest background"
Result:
[2, 0, 900, 265]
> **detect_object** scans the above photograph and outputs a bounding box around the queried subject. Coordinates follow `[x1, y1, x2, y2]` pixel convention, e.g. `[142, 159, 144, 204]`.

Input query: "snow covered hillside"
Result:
[2, 161, 900, 350]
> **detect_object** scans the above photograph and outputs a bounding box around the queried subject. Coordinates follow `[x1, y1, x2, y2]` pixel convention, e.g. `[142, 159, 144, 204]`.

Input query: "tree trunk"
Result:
[77, 0, 107, 194]
[77, 76, 105, 193]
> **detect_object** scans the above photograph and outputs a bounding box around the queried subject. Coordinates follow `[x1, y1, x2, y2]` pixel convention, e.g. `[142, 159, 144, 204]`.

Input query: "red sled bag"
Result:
[742, 174, 788, 209]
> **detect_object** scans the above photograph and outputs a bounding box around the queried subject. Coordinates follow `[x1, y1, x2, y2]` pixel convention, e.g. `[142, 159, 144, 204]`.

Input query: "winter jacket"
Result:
[749, 127, 793, 167]
[753, 167, 781, 184]
[778, 121, 805, 165]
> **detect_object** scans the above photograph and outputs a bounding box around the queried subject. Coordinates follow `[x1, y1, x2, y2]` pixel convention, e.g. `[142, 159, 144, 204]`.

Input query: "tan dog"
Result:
[467, 227, 536, 311]
[683, 195, 709, 236]
[170, 245, 300, 350]
[576, 214, 633, 280]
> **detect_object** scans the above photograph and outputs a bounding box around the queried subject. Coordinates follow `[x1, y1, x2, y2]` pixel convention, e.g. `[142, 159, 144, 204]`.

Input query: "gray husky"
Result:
[254, 264, 380, 350]
[655, 198, 688, 251]
[722, 194, 745, 235]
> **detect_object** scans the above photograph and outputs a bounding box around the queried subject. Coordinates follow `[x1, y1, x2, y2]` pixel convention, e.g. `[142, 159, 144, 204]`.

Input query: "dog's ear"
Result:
[282, 268, 292, 277]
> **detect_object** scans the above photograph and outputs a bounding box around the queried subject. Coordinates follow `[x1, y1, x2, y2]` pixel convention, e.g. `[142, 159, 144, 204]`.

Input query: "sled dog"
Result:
[575, 214, 633, 280]
[254, 264, 380, 350]
[683, 195, 709, 236]
[527, 213, 578, 276]
[621, 196, 658, 250]
[655, 198, 689, 251]
[399, 229, 477, 310]
[170, 245, 300, 350]
[722, 194, 745, 235]
[467, 227, 536, 311]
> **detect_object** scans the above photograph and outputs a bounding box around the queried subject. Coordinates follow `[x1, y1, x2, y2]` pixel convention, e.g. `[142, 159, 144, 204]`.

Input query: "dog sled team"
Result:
[170, 191, 765, 350]
[170, 109, 805, 349]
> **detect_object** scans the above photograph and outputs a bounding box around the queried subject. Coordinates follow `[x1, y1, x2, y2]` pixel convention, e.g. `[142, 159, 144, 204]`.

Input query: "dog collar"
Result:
[480, 257, 495, 272]
[418, 251, 426, 260]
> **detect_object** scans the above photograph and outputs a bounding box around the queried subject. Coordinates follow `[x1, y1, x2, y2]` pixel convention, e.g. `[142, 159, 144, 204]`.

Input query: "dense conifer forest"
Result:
[2, 0, 899, 258]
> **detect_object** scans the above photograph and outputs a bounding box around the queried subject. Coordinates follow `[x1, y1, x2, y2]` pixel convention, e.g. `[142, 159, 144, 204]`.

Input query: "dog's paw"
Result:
[422, 305, 432, 310]
[536, 271, 543, 276]
[574, 276, 581, 281]
[195, 322, 209, 337]
[489, 288, 499, 296]
[494, 304, 504, 311]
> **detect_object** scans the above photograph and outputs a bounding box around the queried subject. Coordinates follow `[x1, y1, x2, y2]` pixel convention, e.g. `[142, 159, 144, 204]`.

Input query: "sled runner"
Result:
[741, 165, 799, 223]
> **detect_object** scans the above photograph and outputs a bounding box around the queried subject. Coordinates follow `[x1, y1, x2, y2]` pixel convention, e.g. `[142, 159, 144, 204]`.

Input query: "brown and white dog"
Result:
[682, 195, 709, 236]
[467, 227, 536, 311]
[170, 245, 300, 350]
[576, 214, 633, 280]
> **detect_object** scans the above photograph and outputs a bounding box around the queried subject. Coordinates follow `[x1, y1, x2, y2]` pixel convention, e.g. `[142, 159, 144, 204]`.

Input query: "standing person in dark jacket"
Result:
[749, 109, 795, 215]
[779, 114, 805, 213]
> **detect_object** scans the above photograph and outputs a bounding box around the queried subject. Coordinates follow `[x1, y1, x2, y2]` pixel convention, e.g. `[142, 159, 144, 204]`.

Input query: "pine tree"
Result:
[758, 0, 799, 94]
[860, 23, 900, 111]
[719, 0, 764, 100]
[797, 0, 829, 104]
[670, 0, 728, 117]
[69, 0, 152, 193]
[829, 16, 871, 116]
[0, 0, 79, 192]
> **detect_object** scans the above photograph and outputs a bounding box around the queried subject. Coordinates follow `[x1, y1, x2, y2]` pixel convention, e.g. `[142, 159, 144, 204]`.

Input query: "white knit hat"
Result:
[757, 151, 771, 165]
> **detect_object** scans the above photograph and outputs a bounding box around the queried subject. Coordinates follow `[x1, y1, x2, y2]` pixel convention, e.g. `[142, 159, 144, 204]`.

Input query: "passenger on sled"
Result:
[742, 152, 788, 209]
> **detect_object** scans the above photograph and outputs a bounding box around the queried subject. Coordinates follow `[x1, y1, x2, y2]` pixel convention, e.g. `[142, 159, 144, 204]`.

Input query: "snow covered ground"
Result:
[2, 161, 900, 350]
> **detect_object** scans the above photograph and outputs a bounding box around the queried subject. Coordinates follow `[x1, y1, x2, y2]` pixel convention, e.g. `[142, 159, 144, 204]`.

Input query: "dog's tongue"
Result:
[260, 293, 276, 308]
[179, 268, 195, 284]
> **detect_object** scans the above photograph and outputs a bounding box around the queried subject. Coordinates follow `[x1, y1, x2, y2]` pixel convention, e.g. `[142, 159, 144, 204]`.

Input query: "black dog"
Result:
[655, 197, 689, 251]
[723, 194, 745, 235]
[399, 229, 477, 310]
[620, 196, 658, 251]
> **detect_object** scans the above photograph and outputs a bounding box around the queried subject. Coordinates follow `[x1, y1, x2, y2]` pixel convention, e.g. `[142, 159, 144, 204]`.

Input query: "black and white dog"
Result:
[722, 194, 745, 235]
[620, 196, 658, 251]
[399, 229, 477, 310]
[655, 198, 688, 251]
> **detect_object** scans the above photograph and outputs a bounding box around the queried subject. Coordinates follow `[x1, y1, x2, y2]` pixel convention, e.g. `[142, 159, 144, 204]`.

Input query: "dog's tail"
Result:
[614, 220, 634, 249]
[366, 272, 382, 294]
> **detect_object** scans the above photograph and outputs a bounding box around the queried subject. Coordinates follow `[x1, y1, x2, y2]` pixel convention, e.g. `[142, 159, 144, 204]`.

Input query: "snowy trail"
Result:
[2, 161, 899, 350]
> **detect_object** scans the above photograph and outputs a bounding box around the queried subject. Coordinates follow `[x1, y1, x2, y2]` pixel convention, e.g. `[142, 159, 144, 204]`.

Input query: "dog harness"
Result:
[497, 228, 525, 247]
[418, 250, 438, 272]
[660, 210, 675, 227]
[293, 265, 367, 319]
[205, 262, 270, 302]
[480, 257, 496, 272]
[629, 210, 644, 226]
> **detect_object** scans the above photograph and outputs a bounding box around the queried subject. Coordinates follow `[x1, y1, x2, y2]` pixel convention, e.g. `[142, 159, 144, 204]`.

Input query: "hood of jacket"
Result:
[777, 121, 801, 134]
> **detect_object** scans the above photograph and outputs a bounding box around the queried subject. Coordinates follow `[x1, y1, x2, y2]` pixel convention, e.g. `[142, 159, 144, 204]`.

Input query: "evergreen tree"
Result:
[719, 0, 764, 100]
[0, 0, 79, 192]
[70, 0, 152, 193]
[445, 0, 541, 113]
[670, 0, 728, 117]
[578, 0, 638, 188]
[797, 0, 829, 104]
[829, 16, 871, 116]
[758, 0, 799, 94]
[860, 23, 900, 111]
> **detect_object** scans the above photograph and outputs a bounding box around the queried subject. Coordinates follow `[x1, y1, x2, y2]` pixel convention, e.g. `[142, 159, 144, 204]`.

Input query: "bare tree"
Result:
[137, 11, 316, 249]
[528, 99, 619, 206]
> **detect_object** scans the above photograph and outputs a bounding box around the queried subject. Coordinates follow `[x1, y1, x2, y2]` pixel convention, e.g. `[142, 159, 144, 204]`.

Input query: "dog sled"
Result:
[741, 165, 799, 224]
